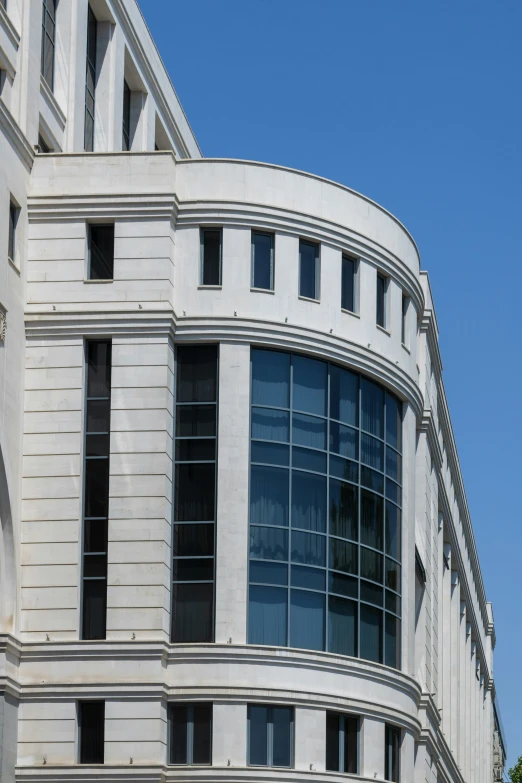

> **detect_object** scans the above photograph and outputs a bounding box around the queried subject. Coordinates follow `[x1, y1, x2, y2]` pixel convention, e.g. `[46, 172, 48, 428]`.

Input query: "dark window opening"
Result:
[341, 255, 356, 312]
[248, 705, 293, 768]
[169, 703, 212, 765]
[79, 701, 105, 764]
[299, 239, 319, 300]
[8, 200, 18, 261]
[88, 224, 114, 280]
[376, 273, 387, 328]
[41, 0, 56, 89]
[326, 712, 358, 773]
[200, 229, 222, 286]
[84, 6, 97, 152]
[385, 724, 401, 782]
[401, 294, 408, 345]
[122, 79, 131, 150]
[252, 231, 274, 290]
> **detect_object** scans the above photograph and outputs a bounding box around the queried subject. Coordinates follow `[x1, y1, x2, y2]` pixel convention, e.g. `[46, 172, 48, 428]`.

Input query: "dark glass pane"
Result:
[175, 463, 215, 521]
[361, 434, 383, 471]
[89, 224, 114, 280]
[122, 80, 131, 150]
[328, 595, 357, 656]
[8, 202, 15, 260]
[329, 366, 358, 426]
[341, 256, 355, 312]
[84, 114, 94, 153]
[84, 519, 108, 553]
[176, 405, 216, 437]
[292, 355, 326, 415]
[248, 706, 268, 765]
[250, 560, 288, 586]
[83, 554, 107, 578]
[344, 716, 358, 773]
[192, 704, 212, 764]
[386, 394, 402, 451]
[385, 559, 400, 592]
[201, 229, 221, 285]
[291, 564, 325, 591]
[172, 558, 214, 582]
[84, 458, 110, 518]
[291, 471, 326, 531]
[171, 582, 213, 642]
[386, 479, 401, 505]
[174, 524, 214, 557]
[82, 579, 106, 640]
[360, 548, 383, 583]
[361, 465, 384, 494]
[360, 580, 383, 607]
[386, 590, 401, 615]
[252, 350, 290, 408]
[385, 503, 401, 559]
[385, 614, 400, 669]
[87, 341, 111, 397]
[386, 447, 401, 481]
[292, 413, 326, 450]
[299, 239, 318, 299]
[79, 701, 104, 764]
[292, 447, 327, 474]
[326, 712, 340, 771]
[376, 274, 386, 327]
[177, 346, 217, 403]
[175, 438, 215, 462]
[329, 572, 357, 599]
[251, 440, 289, 466]
[360, 604, 382, 663]
[291, 530, 326, 566]
[272, 707, 293, 767]
[170, 706, 188, 764]
[361, 378, 383, 437]
[43, 31, 54, 86]
[250, 466, 289, 526]
[248, 586, 287, 646]
[330, 422, 358, 460]
[86, 399, 110, 433]
[330, 455, 358, 484]
[360, 490, 383, 550]
[290, 589, 325, 651]
[250, 526, 288, 561]
[330, 539, 357, 575]
[385, 725, 401, 782]
[252, 231, 273, 290]
[86, 434, 110, 458]
[252, 407, 289, 442]
[329, 480, 358, 541]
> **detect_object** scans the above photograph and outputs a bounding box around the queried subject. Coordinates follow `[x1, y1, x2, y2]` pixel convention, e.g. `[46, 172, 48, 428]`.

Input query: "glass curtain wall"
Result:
[248, 349, 402, 667]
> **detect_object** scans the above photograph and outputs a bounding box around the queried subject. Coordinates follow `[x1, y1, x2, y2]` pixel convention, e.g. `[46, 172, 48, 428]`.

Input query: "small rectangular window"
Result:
[8, 200, 18, 262]
[341, 255, 356, 312]
[38, 133, 52, 153]
[200, 229, 222, 286]
[122, 80, 131, 151]
[79, 701, 105, 764]
[376, 273, 387, 328]
[401, 294, 408, 345]
[248, 705, 293, 768]
[251, 231, 274, 290]
[41, 0, 56, 89]
[299, 239, 319, 300]
[385, 724, 401, 782]
[169, 704, 212, 765]
[88, 224, 114, 280]
[326, 712, 359, 773]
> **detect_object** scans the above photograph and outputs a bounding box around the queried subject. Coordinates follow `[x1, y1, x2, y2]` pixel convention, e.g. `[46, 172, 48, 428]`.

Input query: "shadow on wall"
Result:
[0, 445, 15, 633]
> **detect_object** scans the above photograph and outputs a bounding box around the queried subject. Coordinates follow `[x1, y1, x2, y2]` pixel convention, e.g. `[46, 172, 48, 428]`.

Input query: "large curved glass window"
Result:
[248, 349, 402, 668]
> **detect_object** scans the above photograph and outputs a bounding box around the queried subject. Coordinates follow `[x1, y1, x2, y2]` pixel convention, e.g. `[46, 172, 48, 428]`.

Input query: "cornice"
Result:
[27, 192, 178, 222]
[0, 98, 34, 171]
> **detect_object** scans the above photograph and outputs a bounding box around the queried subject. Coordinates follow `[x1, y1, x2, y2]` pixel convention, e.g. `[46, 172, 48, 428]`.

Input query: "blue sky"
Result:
[141, 0, 522, 766]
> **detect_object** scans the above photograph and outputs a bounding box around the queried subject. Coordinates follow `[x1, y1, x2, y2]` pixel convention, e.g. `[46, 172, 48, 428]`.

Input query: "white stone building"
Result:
[0, 1, 506, 781]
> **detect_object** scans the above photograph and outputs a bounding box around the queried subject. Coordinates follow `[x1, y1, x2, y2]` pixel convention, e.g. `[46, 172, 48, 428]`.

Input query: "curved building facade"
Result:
[0, 2, 504, 783]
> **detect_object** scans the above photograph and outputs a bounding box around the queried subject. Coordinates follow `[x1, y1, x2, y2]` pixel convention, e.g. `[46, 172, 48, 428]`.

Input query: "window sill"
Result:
[7, 257, 19, 275]
[298, 295, 320, 304]
[376, 324, 391, 336]
[198, 285, 222, 290]
[341, 308, 360, 319]
[401, 342, 411, 354]
[84, 278, 113, 284]
[250, 287, 274, 295]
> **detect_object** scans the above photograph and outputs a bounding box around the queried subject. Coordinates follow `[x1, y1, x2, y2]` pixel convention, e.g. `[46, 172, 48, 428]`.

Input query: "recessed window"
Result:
[88, 224, 114, 280]
[326, 712, 359, 773]
[200, 228, 222, 286]
[169, 704, 212, 765]
[41, 0, 56, 89]
[0, 1, 6, 11]
[79, 701, 105, 764]
[299, 239, 319, 300]
[385, 724, 401, 782]
[248, 705, 293, 768]
[8, 200, 18, 262]
[376, 273, 387, 328]
[122, 79, 131, 150]
[84, 6, 97, 152]
[251, 231, 274, 290]
[401, 294, 409, 345]
[341, 255, 356, 313]
[38, 132, 52, 153]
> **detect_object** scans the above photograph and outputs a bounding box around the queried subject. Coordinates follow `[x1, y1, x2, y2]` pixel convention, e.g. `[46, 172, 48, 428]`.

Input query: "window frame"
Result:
[8, 199, 18, 263]
[251, 229, 275, 292]
[326, 711, 359, 774]
[41, 0, 57, 90]
[401, 294, 409, 347]
[247, 704, 294, 768]
[298, 238, 320, 301]
[87, 223, 115, 281]
[78, 700, 105, 765]
[384, 724, 401, 782]
[199, 227, 223, 287]
[168, 703, 213, 766]
[122, 79, 131, 151]
[376, 272, 388, 329]
[341, 254, 357, 314]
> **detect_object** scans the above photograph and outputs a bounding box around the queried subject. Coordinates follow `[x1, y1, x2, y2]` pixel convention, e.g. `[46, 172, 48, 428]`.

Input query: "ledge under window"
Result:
[250, 287, 274, 295]
[198, 284, 222, 290]
[298, 294, 320, 304]
[376, 323, 391, 336]
[84, 279, 113, 284]
[341, 308, 360, 319]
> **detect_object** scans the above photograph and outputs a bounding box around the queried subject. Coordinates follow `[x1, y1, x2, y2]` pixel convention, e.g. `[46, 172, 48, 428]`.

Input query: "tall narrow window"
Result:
[251, 231, 274, 291]
[38, 133, 51, 153]
[8, 200, 18, 262]
[401, 294, 408, 345]
[385, 724, 401, 782]
[169, 704, 212, 765]
[326, 712, 359, 773]
[88, 224, 114, 280]
[248, 705, 293, 768]
[82, 341, 111, 640]
[122, 80, 131, 150]
[200, 229, 222, 286]
[341, 255, 356, 312]
[41, 0, 56, 89]
[172, 345, 218, 642]
[84, 6, 97, 152]
[79, 701, 105, 764]
[299, 239, 319, 300]
[376, 273, 387, 328]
